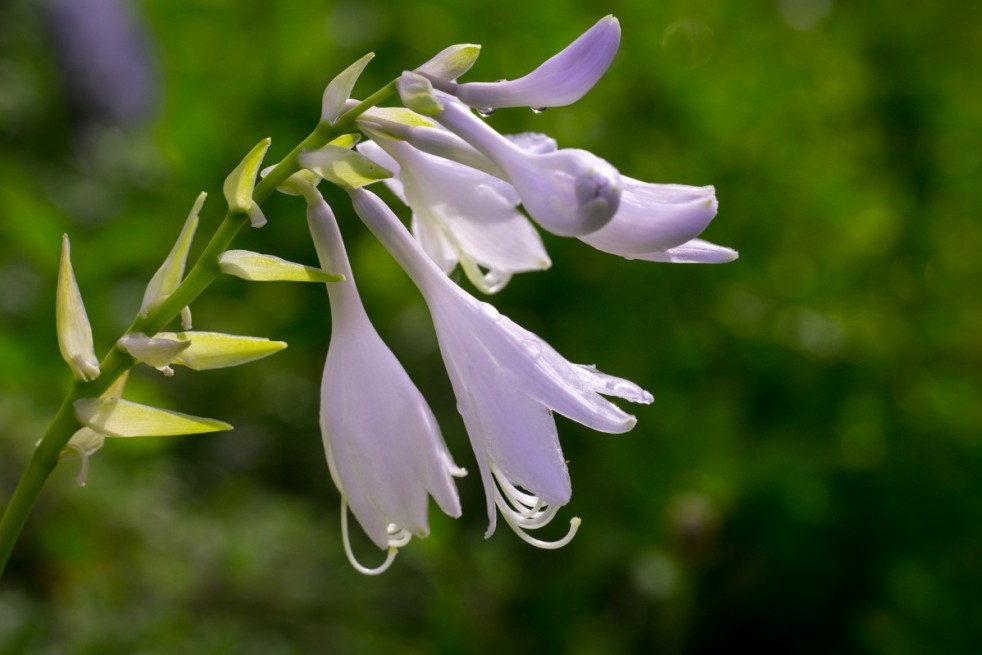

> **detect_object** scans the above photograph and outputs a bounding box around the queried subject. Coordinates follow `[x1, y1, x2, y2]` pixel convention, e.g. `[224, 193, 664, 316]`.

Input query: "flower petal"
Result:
[630, 238, 740, 264]
[451, 16, 620, 109]
[579, 180, 721, 256]
[307, 193, 463, 550]
[434, 97, 621, 236]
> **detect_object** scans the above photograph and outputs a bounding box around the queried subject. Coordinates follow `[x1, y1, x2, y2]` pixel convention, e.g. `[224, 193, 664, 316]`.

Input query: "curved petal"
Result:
[579, 180, 720, 255]
[371, 138, 551, 276]
[630, 238, 739, 264]
[434, 97, 621, 237]
[453, 16, 621, 109]
[437, 325, 571, 535]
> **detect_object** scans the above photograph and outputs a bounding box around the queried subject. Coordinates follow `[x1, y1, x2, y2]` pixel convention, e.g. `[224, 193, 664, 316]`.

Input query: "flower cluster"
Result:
[52, 15, 735, 575]
[288, 16, 736, 573]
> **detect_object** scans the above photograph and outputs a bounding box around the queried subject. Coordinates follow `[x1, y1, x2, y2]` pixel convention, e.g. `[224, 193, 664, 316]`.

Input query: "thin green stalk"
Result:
[0, 81, 397, 580]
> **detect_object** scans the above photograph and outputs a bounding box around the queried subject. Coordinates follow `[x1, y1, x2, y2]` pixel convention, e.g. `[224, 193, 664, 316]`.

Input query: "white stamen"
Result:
[181, 306, 193, 330]
[490, 467, 581, 548]
[340, 499, 399, 575]
[64, 442, 91, 487]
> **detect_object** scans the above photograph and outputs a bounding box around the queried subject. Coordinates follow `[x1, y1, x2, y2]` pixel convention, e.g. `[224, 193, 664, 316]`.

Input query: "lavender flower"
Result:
[349, 188, 652, 547]
[434, 16, 621, 110]
[357, 136, 550, 293]
[303, 183, 464, 574]
[429, 94, 621, 237]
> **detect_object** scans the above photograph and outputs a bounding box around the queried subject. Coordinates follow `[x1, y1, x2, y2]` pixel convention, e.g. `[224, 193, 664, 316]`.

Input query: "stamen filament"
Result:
[340, 499, 399, 575]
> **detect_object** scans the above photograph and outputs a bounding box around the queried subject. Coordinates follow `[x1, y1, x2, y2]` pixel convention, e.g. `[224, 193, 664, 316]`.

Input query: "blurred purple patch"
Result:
[43, 0, 157, 127]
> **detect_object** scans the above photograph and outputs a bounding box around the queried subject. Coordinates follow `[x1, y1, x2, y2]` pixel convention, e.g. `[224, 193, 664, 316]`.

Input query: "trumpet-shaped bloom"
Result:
[349, 188, 652, 547]
[433, 94, 621, 237]
[357, 137, 550, 293]
[304, 185, 463, 574]
[369, 119, 737, 264]
[437, 16, 621, 110]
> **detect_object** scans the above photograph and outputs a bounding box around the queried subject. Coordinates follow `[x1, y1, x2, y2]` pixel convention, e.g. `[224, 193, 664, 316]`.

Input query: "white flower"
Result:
[357, 137, 550, 293]
[432, 95, 621, 237]
[349, 188, 652, 547]
[304, 185, 464, 574]
[437, 16, 621, 110]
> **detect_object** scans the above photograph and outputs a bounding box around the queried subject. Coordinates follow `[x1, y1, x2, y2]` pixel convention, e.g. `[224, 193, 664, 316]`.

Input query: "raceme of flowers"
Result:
[57, 15, 736, 575]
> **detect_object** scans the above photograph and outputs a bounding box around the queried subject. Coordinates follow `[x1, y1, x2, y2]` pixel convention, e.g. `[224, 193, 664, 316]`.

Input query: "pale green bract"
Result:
[322, 52, 375, 124]
[56, 235, 100, 382]
[74, 398, 232, 439]
[140, 192, 205, 318]
[415, 43, 481, 82]
[155, 331, 287, 371]
[218, 250, 343, 282]
[298, 145, 392, 189]
[224, 137, 271, 227]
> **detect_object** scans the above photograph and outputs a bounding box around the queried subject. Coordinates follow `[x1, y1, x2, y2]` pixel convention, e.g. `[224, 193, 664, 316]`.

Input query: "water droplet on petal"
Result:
[479, 303, 501, 321]
[530, 106, 547, 114]
[495, 78, 508, 83]
[523, 338, 542, 357]
[476, 107, 496, 118]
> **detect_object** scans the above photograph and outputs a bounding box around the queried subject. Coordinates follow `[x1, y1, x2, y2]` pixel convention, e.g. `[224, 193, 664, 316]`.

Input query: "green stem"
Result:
[0, 80, 397, 580]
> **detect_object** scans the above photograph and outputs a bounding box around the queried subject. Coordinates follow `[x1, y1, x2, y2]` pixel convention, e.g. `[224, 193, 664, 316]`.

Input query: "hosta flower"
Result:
[357, 137, 550, 293]
[349, 187, 652, 547]
[430, 93, 621, 237]
[304, 184, 464, 574]
[432, 15, 621, 110]
[368, 118, 736, 264]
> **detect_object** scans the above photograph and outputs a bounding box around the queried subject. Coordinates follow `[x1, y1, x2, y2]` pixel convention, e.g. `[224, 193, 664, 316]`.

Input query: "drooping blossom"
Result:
[357, 136, 550, 293]
[362, 112, 737, 263]
[300, 180, 464, 574]
[348, 187, 652, 547]
[427, 93, 622, 237]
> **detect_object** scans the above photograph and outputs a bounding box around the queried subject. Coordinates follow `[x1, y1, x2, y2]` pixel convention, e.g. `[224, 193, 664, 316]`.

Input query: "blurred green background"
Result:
[1, 0, 980, 653]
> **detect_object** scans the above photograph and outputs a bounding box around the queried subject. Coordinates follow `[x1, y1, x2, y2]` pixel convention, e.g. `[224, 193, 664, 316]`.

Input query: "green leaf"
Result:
[74, 398, 232, 438]
[298, 146, 392, 189]
[218, 250, 344, 282]
[156, 331, 288, 370]
[322, 52, 375, 124]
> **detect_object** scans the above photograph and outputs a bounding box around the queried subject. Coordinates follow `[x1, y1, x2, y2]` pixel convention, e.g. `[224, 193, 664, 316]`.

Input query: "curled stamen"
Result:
[498, 499, 581, 550]
[340, 499, 399, 575]
[63, 442, 91, 487]
[492, 466, 539, 510]
[386, 524, 413, 548]
[490, 468, 581, 548]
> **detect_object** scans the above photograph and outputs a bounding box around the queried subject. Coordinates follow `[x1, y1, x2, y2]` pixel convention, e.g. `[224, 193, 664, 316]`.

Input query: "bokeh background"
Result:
[1, 0, 980, 653]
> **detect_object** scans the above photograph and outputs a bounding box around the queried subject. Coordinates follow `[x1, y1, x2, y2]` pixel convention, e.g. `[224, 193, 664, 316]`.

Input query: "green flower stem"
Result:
[0, 81, 397, 580]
